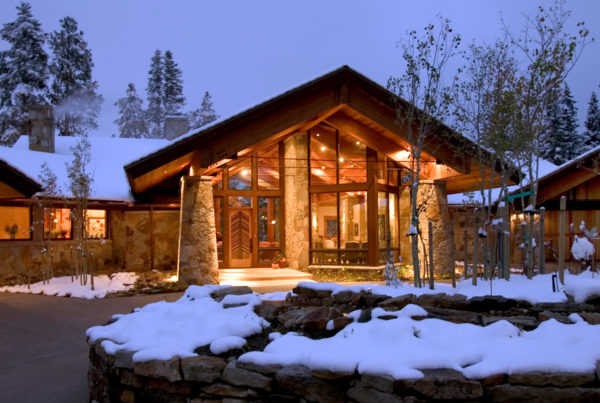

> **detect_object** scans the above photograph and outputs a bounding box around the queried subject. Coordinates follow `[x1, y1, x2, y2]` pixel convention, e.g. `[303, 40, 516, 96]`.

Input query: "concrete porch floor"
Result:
[219, 267, 314, 293]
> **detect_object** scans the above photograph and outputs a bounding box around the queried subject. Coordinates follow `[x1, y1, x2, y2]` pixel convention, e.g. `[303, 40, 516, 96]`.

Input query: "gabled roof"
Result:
[0, 158, 41, 199]
[534, 145, 600, 205]
[126, 65, 500, 196]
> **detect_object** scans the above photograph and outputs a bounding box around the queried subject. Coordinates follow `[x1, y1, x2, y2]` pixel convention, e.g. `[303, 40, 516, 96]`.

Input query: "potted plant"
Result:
[272, 253, 287, 269]
[4, 224, 18, 239]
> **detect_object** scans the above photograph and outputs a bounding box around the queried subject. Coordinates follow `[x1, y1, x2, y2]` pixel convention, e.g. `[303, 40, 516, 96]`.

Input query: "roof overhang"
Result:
[125, 66, 506, 197]
[0, 159, 41, 199]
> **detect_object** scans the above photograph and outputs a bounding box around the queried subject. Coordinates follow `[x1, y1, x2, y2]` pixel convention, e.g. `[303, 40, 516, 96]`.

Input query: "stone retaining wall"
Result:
[89, 341, 600, 403]
[89, 285, 600, 402]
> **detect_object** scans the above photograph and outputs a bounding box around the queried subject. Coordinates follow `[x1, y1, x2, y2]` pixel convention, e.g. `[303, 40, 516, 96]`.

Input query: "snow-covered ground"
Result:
[0, 272, 137, 298]
[87, 271, 600, 380]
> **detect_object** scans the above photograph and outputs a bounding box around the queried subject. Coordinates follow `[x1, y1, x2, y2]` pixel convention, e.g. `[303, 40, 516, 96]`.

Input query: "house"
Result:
[0, 105, 178, 283]
[0, 66, 506, 285]
[124, 66, 505, 284]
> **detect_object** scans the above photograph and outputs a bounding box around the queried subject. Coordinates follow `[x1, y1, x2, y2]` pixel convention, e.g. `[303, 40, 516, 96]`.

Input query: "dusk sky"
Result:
[1, 0, 599, 137]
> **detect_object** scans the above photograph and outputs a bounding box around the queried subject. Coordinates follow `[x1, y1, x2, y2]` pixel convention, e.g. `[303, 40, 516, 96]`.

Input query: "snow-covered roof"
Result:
[0, 135, 169, 201]
[447, 158, 559, 206]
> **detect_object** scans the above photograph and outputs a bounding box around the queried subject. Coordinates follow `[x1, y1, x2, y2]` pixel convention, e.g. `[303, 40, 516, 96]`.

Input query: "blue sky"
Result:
[1, 0, 599, 136]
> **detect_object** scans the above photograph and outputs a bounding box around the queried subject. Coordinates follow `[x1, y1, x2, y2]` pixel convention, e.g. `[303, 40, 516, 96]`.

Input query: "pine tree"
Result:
[188, 91, 218, 130]
[49, 16, 103, 136]
[0, 2, 48, 146]
[146, 50, 163, 138]
[583, 92, 600, 150]
[115, 83, 147, 138]
[542, 84, 581, 165]
[162, 50, 185, 116]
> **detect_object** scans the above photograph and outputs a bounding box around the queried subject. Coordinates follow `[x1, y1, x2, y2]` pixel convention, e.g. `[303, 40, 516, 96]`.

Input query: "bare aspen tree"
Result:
[506, 1, 590, 278]
[388, 17, 461, 288]
[66, 135, 94, 289]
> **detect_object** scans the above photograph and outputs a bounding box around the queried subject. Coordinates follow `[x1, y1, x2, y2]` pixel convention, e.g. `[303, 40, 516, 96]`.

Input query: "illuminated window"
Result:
[0, 206, 31, 240]
[257, 144, 280, 190]
[228, 157, 252, 190]
[44, 208, 72, 239]
[86, 209, 107, 239]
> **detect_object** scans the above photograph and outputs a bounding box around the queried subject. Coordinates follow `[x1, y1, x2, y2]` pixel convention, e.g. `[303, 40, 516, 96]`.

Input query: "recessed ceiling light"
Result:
[320, 146, 325, 151]
[339, 157, 344, 162]
[356, 141, 360, 145]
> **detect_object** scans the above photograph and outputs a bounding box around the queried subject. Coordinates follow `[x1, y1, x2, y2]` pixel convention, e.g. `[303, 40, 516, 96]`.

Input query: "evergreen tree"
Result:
[583, 92, 600, 149]
[49, 16, 103, 136]
[188, 91, 218, 130]
[146, 50, 164, 138]
[162, 50, 185, 116]
[542, 84, 581, 165]
[115, 83, 147, 138]
[0, 2, 48, 146]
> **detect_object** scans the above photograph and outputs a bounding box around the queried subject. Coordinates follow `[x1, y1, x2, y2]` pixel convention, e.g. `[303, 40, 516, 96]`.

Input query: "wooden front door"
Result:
[229, 208, 252, 267]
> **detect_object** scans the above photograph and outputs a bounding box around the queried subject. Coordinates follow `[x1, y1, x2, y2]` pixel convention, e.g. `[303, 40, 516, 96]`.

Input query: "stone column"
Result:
[398, 186, 412, 265]
[417, 180, 455, 276]
[177, 176, 219, 285]
[284, 132, 309, 270]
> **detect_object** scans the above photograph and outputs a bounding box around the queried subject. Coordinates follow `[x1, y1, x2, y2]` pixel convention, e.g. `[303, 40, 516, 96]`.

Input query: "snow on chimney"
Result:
[164, 116, 189, 140]
[28, 105, 55, 153]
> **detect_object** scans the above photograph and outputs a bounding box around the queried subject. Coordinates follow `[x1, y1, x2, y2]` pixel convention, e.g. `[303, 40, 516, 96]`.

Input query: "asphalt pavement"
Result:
[0, 291, 183, 403]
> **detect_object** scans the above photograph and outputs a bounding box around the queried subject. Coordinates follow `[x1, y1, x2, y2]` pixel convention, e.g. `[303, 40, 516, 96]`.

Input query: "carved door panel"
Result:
[229, 208, 252, 267]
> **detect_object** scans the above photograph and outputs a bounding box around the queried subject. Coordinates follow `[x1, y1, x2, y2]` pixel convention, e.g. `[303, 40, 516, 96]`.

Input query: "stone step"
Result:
[219, 268, 313, 282]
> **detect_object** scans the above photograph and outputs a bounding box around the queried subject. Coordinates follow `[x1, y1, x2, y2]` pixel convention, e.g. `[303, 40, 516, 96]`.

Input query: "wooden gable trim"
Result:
[537, 167, 598, 205]
[0, 160, 41, 199]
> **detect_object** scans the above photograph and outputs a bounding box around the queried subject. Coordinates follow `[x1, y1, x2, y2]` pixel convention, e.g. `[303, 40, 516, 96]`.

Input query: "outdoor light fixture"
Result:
[339, 157, 344, 162]
[356, 141, 360, 145]
[316, 133, 320, 137]
[320, 146, 326, 151]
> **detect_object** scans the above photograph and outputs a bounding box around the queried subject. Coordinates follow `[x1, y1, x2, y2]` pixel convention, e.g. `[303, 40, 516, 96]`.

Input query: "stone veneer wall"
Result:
[284, 132, 309, 270]
[177, 176, 218, 285]
[417, 180, 454, 275]
[0, 208, 179, 285]
[89, 286, 600, 402]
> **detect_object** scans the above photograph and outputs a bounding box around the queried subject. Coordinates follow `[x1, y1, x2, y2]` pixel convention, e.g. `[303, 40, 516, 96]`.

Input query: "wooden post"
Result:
[497, 204, 506, 279]
[539, 207, 545, 275]
[558, 196, 566, 285]
[473, 209, 479, 286]
[428, 220, 434, 290]
[463, 229, 468, 280]
[503, 205, 510, 281]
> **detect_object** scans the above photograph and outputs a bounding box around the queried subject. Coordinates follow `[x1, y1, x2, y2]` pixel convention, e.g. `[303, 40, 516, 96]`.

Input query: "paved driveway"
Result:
[0, 292, 183, 403]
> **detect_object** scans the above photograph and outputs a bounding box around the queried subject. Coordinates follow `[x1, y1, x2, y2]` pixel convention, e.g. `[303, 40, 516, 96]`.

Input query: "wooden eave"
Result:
[507, 148, 600, 207]
[125, 66, 498, 196]
[0, 160, 41, 199]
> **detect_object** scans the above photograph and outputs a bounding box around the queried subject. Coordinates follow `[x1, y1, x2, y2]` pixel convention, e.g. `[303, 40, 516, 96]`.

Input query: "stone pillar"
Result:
[398, 186, 412, 265]
[284, 132, 309, 270]
[417, 180, 455, 276]
[177, 176, 219, 285]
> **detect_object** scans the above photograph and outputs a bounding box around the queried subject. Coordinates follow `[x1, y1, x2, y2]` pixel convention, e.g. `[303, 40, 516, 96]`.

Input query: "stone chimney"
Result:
[164, 116, 189, 140]
[28, 105, 55, 153]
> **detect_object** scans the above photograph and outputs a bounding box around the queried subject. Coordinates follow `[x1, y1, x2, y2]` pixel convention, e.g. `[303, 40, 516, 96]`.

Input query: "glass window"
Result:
[310, 192, 338, 264]
[389, 193, 398, 248]
[340, 192, 368, 265]
[214, 197, 223, 266]
[86, 209, 107, 239]
[44, 208, 72, 239]
[228, 196, 252, 207]
[0, 206, 31, 240]
[310, 126, 337, 185]
[339, 132, 367, 184]
[258, 197, 281, 264]
[388, 160, 399, 186]
[378, 192, 388, 250]
[257, 144, 280, 190]
[228, 157, 252, 190]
